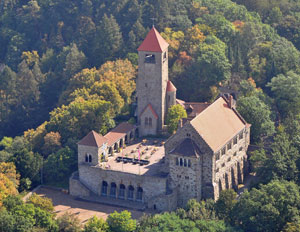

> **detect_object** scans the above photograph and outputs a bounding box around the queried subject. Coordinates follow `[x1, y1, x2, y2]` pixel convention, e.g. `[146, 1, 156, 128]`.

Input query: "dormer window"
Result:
[145, 54, 155, 64]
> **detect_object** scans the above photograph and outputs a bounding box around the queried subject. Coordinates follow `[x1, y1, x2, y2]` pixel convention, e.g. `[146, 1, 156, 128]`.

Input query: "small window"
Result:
[180, 158, 183, 166]
[88, 154, 92, 163]
[222, 147, 226, 155]
[184, 159, 187, 167]
[188, 159, 191, 167]
[145, 54, 155, 64]
[145, 117, 148, 126]
[85, 154, 88, 162]
[149, 117, 152, 127]
[187, 133, 191, 137]
[176, 158, 179, 166]
[233, 136, 238, 144]
[227, 142, 232, 150]
[185, 176, 189, 180]
[239, 131, 244, 140]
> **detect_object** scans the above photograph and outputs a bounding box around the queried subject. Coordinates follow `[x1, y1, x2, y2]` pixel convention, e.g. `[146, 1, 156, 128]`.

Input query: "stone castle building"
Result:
[69, 27, 251, 211]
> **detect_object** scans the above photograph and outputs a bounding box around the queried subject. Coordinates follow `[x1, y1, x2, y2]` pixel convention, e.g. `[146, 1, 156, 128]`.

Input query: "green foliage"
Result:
[237, 95, 275, 143]
[232, 180, 300, 232]
[107, 210, 136, 232]
[83, 216, 109, 232]
[166, 104, 187, 134]
[56, 212, 81, 232]
[47, 97, 114, 142]
[215, 189, 237, 223]
[250, 131, 300, 184]
[267, 71, 300, 117]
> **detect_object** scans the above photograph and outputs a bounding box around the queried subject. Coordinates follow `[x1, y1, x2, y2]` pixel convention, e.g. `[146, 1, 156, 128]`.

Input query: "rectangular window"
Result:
[227, 142, 232, 150]
[239, 131, 244, 140]
[234, 136, 238, 144]
[222, 147, 226, 155]
[145, 54, 155, 64]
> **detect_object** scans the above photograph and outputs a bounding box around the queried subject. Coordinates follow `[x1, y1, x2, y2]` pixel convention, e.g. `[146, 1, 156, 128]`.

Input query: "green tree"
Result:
[83, 216, 109, 232]
[57, 212, 81, 232]
[267, 71, 300, 117]
[215, 189, 237, 223]
[232, 180, 300, 232]
[237, 95, 275, 143]
[107, 210, 136, 232]
[166, 104, 187, 134]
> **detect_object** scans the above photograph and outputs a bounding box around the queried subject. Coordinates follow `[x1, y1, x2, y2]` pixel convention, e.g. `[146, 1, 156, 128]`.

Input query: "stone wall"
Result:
[78, 144, 105, 166]
[78, 164, 168, 204]
[69, 171, 90, 197]
[147, 187, 178, 212]
[213, 128, 250, 199]
[139, 106, 158, 136]
[137, 49, 168, 133]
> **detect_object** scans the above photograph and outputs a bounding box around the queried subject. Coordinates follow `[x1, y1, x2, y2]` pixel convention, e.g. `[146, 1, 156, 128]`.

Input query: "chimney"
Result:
[228, 95, 236, 109]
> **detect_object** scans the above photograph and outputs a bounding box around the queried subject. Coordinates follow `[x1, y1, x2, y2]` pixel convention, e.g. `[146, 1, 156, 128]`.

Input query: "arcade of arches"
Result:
[101, 181, 144, 202]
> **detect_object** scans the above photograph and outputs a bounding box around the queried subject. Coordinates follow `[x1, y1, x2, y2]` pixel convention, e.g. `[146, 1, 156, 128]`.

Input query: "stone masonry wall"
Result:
[78, 144, 104, 166]
[213, 127, 250, 199]
[137, 50, 168, 133]
[78, 164, 168, 204]
[139, 105, 158, 137]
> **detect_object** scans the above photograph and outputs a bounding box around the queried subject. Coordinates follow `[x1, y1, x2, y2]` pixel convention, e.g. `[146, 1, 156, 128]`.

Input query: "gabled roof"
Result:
[78, 130, 107, 147]
[140, 104, 159, 119]
[172, 138, 202, 157]
[138, 27, 169, 52]
[190, 97, 247, 152]
[104, 122, 135, 147]
[167, 80, 177, 92]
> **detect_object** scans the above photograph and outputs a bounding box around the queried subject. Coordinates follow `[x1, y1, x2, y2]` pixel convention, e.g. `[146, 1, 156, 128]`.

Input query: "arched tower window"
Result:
[110, 183, 117, 198]
[85, 154, 88, 162]
[88, 154, 92, 163]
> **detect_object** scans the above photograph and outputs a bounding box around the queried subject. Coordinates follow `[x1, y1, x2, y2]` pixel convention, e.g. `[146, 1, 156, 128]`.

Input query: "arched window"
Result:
[180, 158, 183, 166]
[145, 117, 148, 126]
[136, 187, 143, 201]
[188, 159, 191, 167]
[101, 181, 108, 196]
[110, 183, 117, 198]
[149, 118, 152, 127]
[184, 159, 187, 167]
[119, 184, 125, 199]
[85, 154, 88, 162]
[88, 154, 92, 163]
[176, 158, 179, 166]
[128, 185, 134, 200]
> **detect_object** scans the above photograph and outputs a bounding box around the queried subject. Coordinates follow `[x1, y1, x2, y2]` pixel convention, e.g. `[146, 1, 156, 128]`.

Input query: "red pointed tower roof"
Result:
[167, 80, 177, 92]
[138, 27, 169, 52]
[78, 130, 107, 147]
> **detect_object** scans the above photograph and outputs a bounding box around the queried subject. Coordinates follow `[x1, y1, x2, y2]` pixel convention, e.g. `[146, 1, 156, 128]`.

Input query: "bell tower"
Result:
[137, 27, 169, 136]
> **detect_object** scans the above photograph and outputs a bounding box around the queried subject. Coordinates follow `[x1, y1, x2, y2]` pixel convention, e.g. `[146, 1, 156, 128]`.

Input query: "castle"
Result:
[69, 27, 250, 211]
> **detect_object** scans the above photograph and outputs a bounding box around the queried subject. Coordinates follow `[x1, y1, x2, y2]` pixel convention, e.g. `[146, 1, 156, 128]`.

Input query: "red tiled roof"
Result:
[167, 80, 176, 92]
[104, 122, 136, 147]
[138, 27, 169, 52]
[190, 97, 247, 152]
[140, 104, 159, 119]
[184, 102, 210, 119]
[78, 130, 107, 147]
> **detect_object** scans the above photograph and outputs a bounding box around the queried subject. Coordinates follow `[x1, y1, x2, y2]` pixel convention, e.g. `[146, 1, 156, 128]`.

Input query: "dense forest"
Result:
[2, 0, 300, 231]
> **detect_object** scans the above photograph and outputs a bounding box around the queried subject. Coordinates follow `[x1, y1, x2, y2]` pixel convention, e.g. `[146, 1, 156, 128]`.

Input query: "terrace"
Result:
[96, 138, 167, 177]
